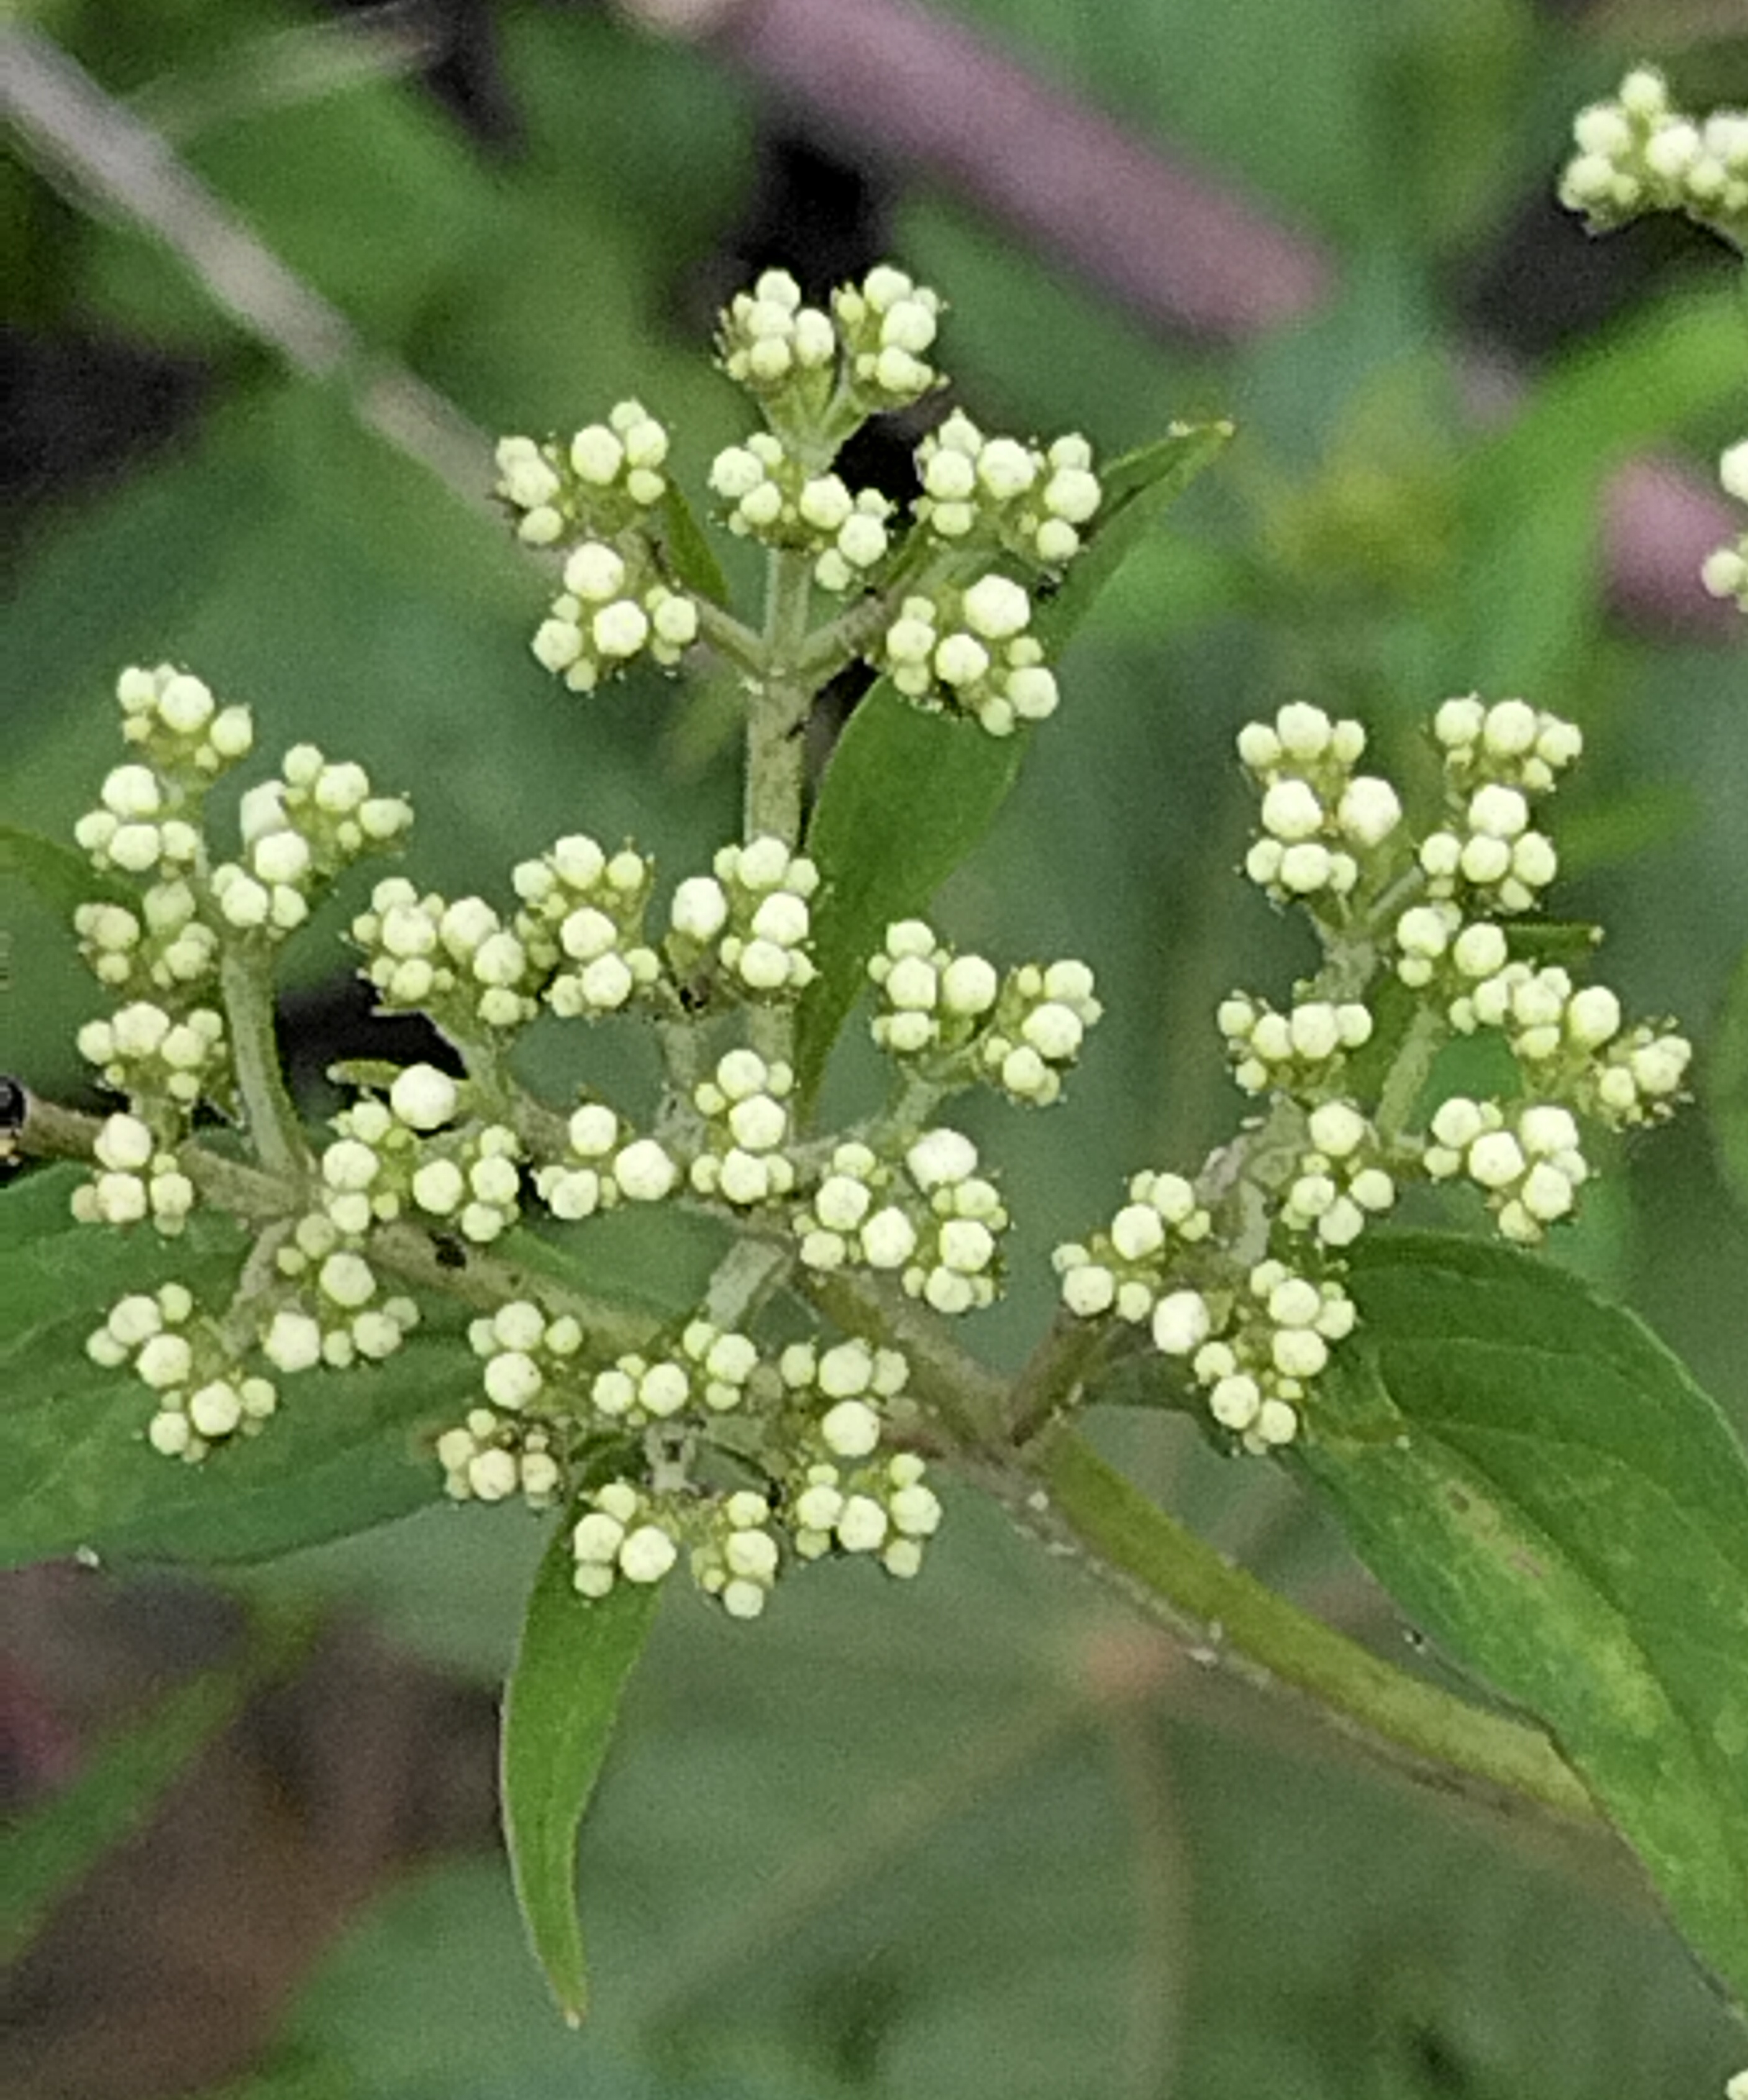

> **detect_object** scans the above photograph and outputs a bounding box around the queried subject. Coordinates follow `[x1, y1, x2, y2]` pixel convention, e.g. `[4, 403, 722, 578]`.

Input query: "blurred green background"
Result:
[4, 0, 1747, 2094]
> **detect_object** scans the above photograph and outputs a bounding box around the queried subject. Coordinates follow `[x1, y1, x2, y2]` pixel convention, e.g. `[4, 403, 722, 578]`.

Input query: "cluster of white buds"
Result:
[1052, 1170, 1214, 1322]
[913, 411, 1102, 567]
[69, 1112, 197, 1234]
[534, 1102, 680, 1220]
[690, 1048, 796, 1207]
[437, 1407, 563, 1508]
[1559, 68, 1748, 240]
[352, 880, 539, 1031]
[76, 1002, 226, 1113]
[1237, 703, 1401, 903]
[1216, 993, 1373, 1097]
[1414, 783, 1557, 918]
[494, 400, 672, 547]
[777, 1338, 939, 1576]
[1188, 1264, 1357, 1452]
[532, 541, 699, 696]
[1423, 1098, 1592, 1245]
[867, 920, 1100, 1105]
[463, 1297, 583, 1418]
[570, 1480, 684, 1599]
[73, 883, 218, 1001]
[1278, 1103, 1397, 1248]
[1431, 695, 1583, 796]
[86, 1282, 277, 1459]
[680, 1319, 764, 1412]
[893, 1126, 1007, 1315]
[880, 574, 1058, 737]
[72, 669, 252, 888]
[794, 1139, 925, 1276]
[668, 837, 819, 998]
[1580, 1021, 1693, 1129]
[706, 435, 893, 588]
[204, 745, 411, 939]
[829, 265, 945, 409]
[716, 268, 840, 396]
[112, 664, 254, 772]
[511, 834, 659, 1020]
[792, 1129, 1008, 1312]
[1701, 441, 1748, 611]
[268, 1217, 422, 1364]
[74, 762, 203, 883]
[688, 1490, 785, 1620]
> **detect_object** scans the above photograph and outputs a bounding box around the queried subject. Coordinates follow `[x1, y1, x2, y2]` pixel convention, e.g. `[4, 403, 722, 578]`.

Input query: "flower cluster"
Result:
[86, 1283, 278, 1460]
[868, 920, 1101, 1105]
[512, 834, 660, 1020]
[427, 1293, 938, 1618]
[512, 264, 1103, 743]
[914, 411, 1103, 566]
[689, 1048, 796, 1207]
[878, 573, 1058, 736]
[1055, 693, 1691, 1449]
[670, 838, 820, 1000]
[70, 1112, 196, 1233]
[532, 542, 699, 696]
[1237, 703, 1401, 905]
[792, 1126, 1008, 1313]
[1558, 67, 1748, 242]
[707, 434, 893, 589]
[495, 401, 671, 546]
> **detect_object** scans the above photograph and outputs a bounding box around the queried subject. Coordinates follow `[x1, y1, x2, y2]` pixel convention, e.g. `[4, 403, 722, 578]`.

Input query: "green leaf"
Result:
[0, 825, 135, 926]
[1, 1610, 309, 1964]
[1709, 943, 1748, 1220]
[0, 1166, 468, 1567]
[1295, 1232, 1748, 2010]
[659, 483, 732, 608]
[501, 1525, 662, 2025]
[1029, 422, 1234, 659]
[794, 422, 1231, 1099]
[795, 685, 1025, 1103]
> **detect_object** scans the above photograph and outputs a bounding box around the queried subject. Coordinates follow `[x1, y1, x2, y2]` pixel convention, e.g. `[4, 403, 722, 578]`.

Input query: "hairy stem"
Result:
[219, 946, 309, 1180]
[995, 1429, 1598, 1826]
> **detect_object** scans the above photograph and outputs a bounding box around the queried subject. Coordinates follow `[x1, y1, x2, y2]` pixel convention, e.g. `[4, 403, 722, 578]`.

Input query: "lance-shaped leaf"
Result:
[1295, 1231, 1748, 2011]
[0, 1166, 466, 1567]
[658, 482, 731, 607]
[0, 824, 136, 924]
[794, 421, 1232, 1102]
[501, 1525, 662, 2025]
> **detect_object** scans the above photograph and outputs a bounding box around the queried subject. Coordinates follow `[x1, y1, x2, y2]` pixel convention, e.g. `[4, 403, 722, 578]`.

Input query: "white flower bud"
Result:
[593, 601, 650, 659]
[614, 1138, 677, 1202]
[1336, 776, 1401, 846]
[961, 574, 1031, 640]
[1152, 1289, 1211, 1356]
[619, 1524, 678, 1583]
[1260, 778, 1324, 842]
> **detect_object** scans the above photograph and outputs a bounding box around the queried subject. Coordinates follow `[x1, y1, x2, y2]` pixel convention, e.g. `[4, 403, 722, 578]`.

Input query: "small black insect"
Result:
[432, 1233, 468, 1271]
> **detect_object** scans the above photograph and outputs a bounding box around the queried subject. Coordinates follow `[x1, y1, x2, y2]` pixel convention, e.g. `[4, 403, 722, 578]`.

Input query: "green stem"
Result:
[17, 1095, 657, 1354]
[744, 546, 816, 849]
[219, 944, 309, 1180]
[991, 1428, 1599, 1826]
[691, 597, 766, 678]
[744, 544, 820, 1071]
